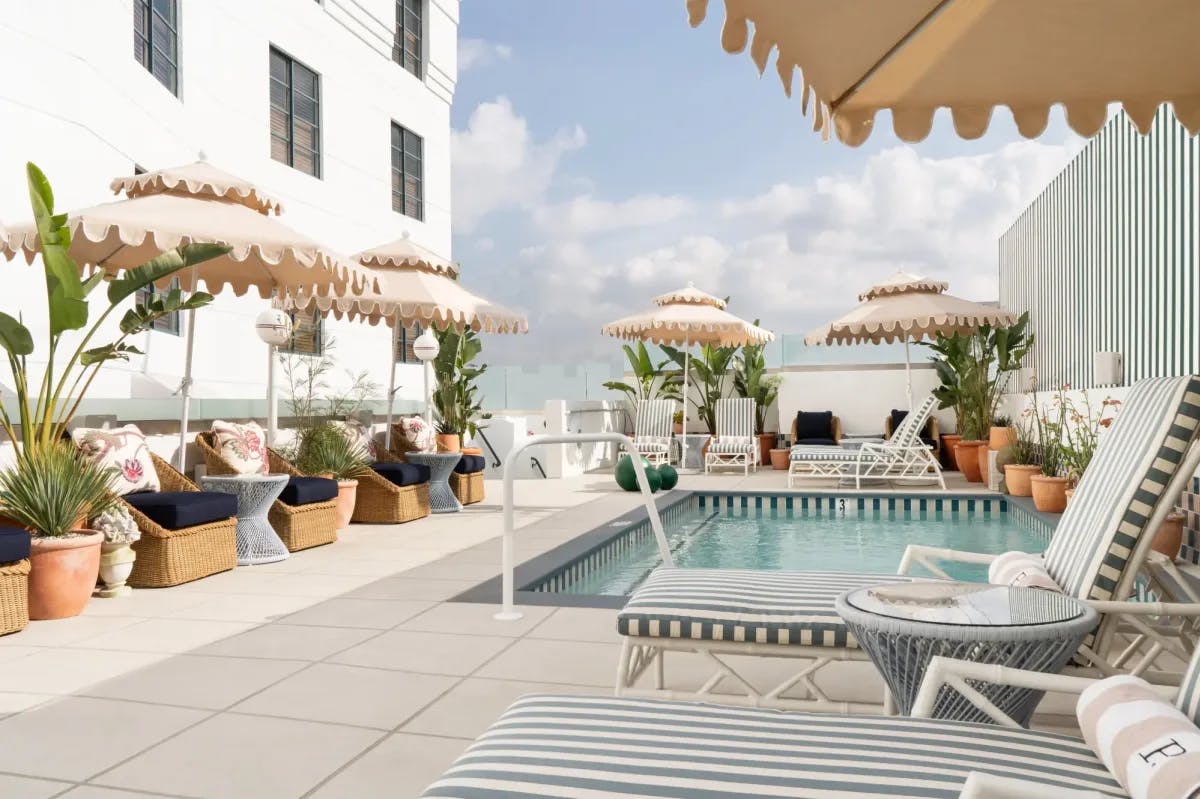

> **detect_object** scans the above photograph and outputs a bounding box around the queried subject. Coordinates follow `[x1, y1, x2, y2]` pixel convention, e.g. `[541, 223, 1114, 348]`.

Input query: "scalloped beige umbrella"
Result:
[686, 0, 1200, 146]
[0, 160, 378, 463]
[805, 271, 1016, 408]
[602, 284, 773, 467]
[287, 233, 528, 447]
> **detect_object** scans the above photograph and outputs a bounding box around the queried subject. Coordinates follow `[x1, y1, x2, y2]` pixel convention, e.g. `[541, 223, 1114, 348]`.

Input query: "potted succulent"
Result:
[989, 414, 1016, 451]
[672, 410, 684, 435]
[92, 503, 140, 597]
[733, 328, 782, 468]
[294, 422, 370, 528]
[432, 327, 491, 453]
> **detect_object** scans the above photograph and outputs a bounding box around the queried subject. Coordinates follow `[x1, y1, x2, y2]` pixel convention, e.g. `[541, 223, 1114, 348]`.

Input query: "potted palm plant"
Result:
[662, 342, 737, 455]
[602, 341, 681, 406]
[0, 163, 226, 619]
[294, 422, 370, 528]
[733, 330, 782, 467]
[672, 410, 684, 435]
[431, 327, 492, 452]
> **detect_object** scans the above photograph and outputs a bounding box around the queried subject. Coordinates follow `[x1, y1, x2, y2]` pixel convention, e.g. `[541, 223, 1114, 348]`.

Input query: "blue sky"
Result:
[450, 1, 1082, 364]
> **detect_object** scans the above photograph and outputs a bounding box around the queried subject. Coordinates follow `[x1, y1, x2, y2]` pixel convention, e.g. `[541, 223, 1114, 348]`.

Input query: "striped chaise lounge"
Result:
[704, 397, 758, 475]
[616, 376, 1200, 712]
[788, 395, 945, 489]
[421, 639, 1200, 798]
[631, 399, 674, 466]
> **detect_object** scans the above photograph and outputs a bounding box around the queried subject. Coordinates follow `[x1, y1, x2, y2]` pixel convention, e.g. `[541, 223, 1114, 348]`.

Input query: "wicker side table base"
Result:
[405, 453, 463, 514]
[200, 475, 290, 566]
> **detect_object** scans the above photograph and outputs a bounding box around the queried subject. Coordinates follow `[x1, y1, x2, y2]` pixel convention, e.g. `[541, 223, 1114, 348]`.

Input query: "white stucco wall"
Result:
[0, 0, 457, 465]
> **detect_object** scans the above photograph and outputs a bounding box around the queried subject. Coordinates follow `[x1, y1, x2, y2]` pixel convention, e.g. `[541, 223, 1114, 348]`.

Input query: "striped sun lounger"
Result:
[630, 399, 674, 466]
[616, 376, 1200, 712]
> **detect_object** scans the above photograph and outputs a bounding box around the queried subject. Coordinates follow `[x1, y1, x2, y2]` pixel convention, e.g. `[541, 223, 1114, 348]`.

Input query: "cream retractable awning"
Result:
[687, 0, 1200, 146]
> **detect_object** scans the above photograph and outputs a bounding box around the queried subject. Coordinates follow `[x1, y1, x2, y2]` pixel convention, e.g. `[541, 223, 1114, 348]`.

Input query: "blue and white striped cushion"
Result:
[1177, 639, 1200, 725]
[789, 445, 855, 461]
[617, 568, 913, 647]
[1043, 376, 1200, 603]
[708, 438, 752, 454]
[420, 695, 1124, 798]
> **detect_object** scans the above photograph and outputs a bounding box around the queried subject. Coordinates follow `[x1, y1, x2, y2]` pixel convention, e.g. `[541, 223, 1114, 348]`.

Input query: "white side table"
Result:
[405, 452, 463, 513]
[199, 474, 289, 565]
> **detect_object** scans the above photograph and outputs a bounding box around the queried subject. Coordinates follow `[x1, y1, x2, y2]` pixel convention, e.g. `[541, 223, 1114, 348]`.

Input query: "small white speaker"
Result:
[1095, 351, 1124, 386]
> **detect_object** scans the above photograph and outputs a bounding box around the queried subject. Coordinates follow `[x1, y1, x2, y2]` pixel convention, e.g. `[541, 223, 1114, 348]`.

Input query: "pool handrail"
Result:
[496, 433, 673, 621]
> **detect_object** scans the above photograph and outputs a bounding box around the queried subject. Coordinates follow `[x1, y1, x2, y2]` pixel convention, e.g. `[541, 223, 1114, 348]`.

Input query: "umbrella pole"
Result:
[385, 316, 399, 450]
[176, 263, 200, 472]
[905, 339, 914, 411]
[266, 342, 279, 446]
[682, 341, 690, 470]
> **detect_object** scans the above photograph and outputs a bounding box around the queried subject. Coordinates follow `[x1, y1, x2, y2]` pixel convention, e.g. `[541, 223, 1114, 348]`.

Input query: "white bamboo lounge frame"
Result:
[631, 399, 674, 466]
[616, 376, 1200, 712]
[787, 394, 945, 488]
[704, 397, 757, 475]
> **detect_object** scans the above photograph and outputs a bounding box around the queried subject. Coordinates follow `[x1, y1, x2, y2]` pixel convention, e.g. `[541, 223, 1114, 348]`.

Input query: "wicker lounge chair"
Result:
[0, 527, 30, 637]
[121, 453, 238, 588]
[617, 376, 1200, 712]
[789, 409, 842, 446]
[704, 398, 758, 474]
[631, 399, 674, 465]
[420, 643, 1200, 798]
[884, 407, 940, 458]
[195, 432, 339, 552]
[355, 448, 432, 524]
[450, 454, 486, 505]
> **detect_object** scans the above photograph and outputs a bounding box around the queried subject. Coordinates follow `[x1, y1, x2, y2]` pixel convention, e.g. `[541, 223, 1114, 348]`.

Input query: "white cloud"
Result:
[458, 38, 512, 72]
[532, 193, 693, 236]
[475, 236, 495, 252]
[451, 97, 586, 234]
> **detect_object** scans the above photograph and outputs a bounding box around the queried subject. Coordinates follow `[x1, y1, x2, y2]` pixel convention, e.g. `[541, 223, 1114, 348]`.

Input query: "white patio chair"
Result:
[616, 376, 1200, 712]
[704, 397, 757, 475]
[787, 394, 945, 488]
[630, 399, 673, 466]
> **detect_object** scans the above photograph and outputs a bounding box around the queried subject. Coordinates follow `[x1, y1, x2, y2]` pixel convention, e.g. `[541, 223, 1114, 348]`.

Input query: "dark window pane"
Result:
[270, 51, 288, 81]
[134, 0, 178, 95]
[269, 47, 321, 178]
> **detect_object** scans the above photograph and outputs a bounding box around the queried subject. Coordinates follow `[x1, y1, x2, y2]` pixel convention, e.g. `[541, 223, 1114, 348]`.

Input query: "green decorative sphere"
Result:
[615, 456, 658, 492]
[645, 466, 662, 493]
[657, 464, 679, 490]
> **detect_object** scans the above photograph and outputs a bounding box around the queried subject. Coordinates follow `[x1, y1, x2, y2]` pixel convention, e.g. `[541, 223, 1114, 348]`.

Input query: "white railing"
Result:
[496, 433, 673, 621]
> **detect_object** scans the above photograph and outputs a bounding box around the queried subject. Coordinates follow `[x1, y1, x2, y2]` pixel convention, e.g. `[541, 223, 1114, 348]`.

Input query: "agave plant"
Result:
[294, 422, 370, 480]
[0, 442, 116, 537]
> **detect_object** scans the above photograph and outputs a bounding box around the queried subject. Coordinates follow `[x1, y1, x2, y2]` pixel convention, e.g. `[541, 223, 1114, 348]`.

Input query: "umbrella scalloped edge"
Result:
[287, 292, 528, 334]
[111, 171, 284, 216]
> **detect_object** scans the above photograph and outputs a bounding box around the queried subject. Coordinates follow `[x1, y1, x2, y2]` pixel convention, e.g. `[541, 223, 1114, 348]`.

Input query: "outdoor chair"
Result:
[420, 642, 1200, 799]
[885, 407, 941, 458]
[616, 376, 1200, 712]
[788, 395, 945, 489]
[0, 526, 30, 637]
[704, 397, 758, 475]
[357, 448, 433, 524]
[790, 409, 842, 446]
[450, 454, 486, 505]
[195, 432, 340, 551]
[630, 399, 673, 466]
[120, 453, 238, 588]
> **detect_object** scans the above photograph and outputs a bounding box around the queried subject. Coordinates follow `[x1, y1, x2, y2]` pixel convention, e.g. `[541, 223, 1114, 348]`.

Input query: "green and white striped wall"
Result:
[999, 108, 1199, 389]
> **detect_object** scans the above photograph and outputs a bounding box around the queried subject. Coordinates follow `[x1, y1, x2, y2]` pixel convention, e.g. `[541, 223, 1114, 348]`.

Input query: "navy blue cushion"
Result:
[0, 525, 31, 563]
[890, 409, 908, 436]
[372, 462, 430, 487]
[124, 491, 237, 530]
[796, 437, 837, 447]
[891, 408, 935, 445]
[454, 455, 485, 474]
[795, 411, 833, 441]
[278, 476, 338, 506]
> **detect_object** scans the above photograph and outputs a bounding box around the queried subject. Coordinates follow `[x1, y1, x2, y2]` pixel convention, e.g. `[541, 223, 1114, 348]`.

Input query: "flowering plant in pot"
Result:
[672, 410, 684, 435]
[294, 422, 369, 528]
[1003, 404, 1042, 497]
[1029, 397, 1071, 513]
[92, 503, 140, 598]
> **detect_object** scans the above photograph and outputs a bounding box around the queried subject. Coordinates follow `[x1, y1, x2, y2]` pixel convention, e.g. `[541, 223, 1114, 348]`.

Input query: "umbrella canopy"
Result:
[686, 0, 1200, 146]
[805, 271, 1016, 407]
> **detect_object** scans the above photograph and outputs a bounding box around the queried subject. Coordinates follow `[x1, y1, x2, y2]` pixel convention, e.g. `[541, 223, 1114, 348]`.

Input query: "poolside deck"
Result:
[0, 469, 1029, 798]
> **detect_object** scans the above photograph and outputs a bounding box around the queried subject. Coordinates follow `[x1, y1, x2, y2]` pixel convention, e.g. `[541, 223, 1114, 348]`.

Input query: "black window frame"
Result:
[134, 0, 180, 95]
[135, 277, 182, 336]
[269, 47, 322, 179]
[390, 122, 424, 220]
[393, 0, 423, 79]
[282, 308, 325, 356]
[394, 322, 423, 363]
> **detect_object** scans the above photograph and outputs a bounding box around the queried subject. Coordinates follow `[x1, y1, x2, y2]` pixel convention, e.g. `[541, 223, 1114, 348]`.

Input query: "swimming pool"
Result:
[528, 493, 1051, 598]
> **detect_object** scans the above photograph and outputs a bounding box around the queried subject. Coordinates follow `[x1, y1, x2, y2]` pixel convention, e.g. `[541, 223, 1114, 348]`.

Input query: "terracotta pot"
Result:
[988, 426, 1016, 451]
[701, 437, 713, 459]
[1004, 464, 1041, 496]
[1151, 512, 1186, 559]
[334, 479, 358, 529]
[941, 434, 962, 469]
[672, 423, 684, 435]
[977, 443, 991, 486]
[461, 447, 483, 456]
[954, 440, 985, 482]
[1030, 475, 1071, 513]
[28, 530, 103, 620]
[757, 433, 775, 467]
[436, 433, 461, 453]
[97, 541, 136, 598]
[769, 448, 789, 470]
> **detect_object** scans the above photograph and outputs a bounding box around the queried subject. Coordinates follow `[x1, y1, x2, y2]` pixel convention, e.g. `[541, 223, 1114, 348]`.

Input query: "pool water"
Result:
[556, 502, 1048, 596]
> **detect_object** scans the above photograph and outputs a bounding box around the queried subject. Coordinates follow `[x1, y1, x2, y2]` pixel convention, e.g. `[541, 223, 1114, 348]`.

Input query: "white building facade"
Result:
[0, 0, 459, 463]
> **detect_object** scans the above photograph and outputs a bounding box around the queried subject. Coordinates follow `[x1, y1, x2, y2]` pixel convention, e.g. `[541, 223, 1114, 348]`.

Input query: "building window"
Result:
[391, 123, 423, 220]
[394, 322, 423, 363]
[269, 47, 321, 178]
[393, 0, 423, 78]
[135, 278, 182, 336]
[283, 309, 324, 355]
[134, 0, 179, 95]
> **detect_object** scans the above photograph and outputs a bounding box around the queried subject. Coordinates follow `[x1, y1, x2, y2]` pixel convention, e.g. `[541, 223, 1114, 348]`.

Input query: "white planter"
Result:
[97, 542, 136, 598]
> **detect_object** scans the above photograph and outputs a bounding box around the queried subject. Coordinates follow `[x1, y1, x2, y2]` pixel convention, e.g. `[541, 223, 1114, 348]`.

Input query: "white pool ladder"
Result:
[496, 433, 673, 621]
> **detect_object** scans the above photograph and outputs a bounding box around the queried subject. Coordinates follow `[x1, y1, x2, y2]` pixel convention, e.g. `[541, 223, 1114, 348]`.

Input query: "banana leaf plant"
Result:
[661, 342, 738, 435]
[431, 326, 491, 438]
[602, 341, 681, 404]
[733, 325, 781, 435]
[0, 162, 229, 462]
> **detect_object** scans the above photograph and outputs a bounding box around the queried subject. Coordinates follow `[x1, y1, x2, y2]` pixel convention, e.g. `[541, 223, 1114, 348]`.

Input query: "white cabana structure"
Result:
[602, 283, 773, 468]
[805, 271, 1017, 408]
[1, 160, 377, 465]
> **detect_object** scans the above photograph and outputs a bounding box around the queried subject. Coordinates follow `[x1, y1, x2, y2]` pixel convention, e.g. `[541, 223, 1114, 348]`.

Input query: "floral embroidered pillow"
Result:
[333, 420, 378, 462]
[392, 415, 435, 455]
[71, 424, 161, 495]
[211, 420, 269, 475]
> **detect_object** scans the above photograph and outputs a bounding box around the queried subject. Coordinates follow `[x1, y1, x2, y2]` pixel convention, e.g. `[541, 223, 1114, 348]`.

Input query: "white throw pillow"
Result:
[399, 415, 435, 454]
[71, 424, 161, 495]
[333, 420, 378, 461]
[211, 420, 269, 475]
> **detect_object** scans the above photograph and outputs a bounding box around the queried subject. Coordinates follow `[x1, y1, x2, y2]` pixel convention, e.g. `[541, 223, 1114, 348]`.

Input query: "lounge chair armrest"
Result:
[897, 544, 997, 578]
[911, 656, 1102, 725]
[959, 772, 1116, 799]
[1086, 599, 1200, 616]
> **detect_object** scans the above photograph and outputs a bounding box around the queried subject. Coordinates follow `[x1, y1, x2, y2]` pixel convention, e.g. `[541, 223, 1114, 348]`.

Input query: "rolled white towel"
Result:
[1077, 674, 1200, 799]
[988, 551, 1064, 592]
